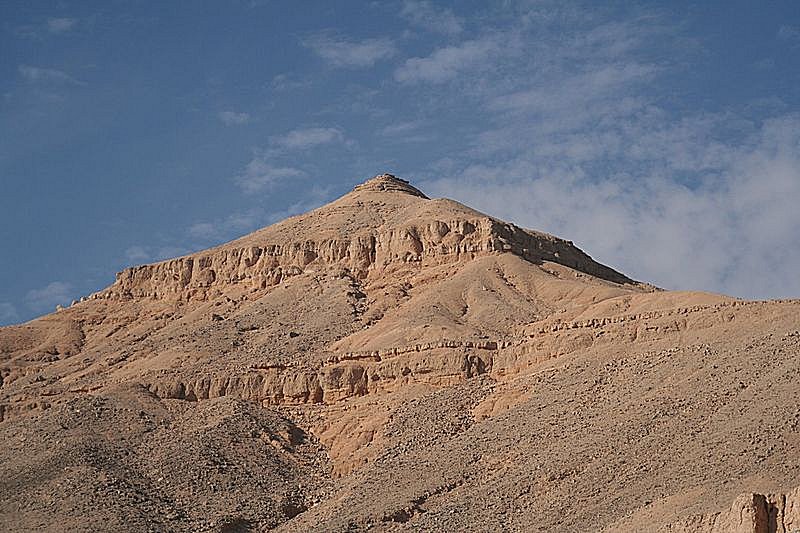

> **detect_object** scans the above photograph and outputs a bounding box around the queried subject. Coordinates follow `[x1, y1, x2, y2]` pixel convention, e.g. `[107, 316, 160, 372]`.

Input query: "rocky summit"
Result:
[1, 174, 799, 532]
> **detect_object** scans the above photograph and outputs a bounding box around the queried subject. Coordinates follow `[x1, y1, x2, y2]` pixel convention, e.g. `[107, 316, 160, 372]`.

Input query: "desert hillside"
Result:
[1, 174, 798, 532]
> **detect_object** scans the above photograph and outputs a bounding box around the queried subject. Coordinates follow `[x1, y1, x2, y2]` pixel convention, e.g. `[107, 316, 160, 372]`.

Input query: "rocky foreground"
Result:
[1, 174, 799, 532]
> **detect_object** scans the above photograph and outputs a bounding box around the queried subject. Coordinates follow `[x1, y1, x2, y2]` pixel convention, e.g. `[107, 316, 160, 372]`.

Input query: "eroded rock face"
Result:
[104, 219, 627, 301]
[99, 175, 635, 302]
[661, 488, 800, 533]
[143, 348, 486, 406]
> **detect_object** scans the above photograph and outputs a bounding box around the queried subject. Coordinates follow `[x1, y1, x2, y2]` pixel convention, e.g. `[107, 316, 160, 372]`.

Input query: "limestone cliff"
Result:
[100, 174, 637, 301]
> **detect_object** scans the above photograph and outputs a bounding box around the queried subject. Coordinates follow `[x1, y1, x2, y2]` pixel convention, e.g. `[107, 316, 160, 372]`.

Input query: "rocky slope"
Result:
[1, 174, 798, 532]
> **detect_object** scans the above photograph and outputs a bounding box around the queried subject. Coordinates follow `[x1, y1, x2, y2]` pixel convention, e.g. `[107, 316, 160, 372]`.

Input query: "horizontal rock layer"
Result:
[145, 349, 482, 406]
[144, 300, 757, 408]
[100, 218, 633, 301]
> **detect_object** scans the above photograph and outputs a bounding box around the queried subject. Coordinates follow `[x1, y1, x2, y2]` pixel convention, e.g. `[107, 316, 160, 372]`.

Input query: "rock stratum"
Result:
[1, 174, 798, 532]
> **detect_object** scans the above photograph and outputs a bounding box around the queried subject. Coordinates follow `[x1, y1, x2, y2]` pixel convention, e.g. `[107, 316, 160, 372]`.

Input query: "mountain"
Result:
[1, 174, 799, 532]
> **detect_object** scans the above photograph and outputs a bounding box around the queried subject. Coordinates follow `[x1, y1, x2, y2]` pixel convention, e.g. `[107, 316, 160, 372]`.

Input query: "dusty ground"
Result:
[1, 174, 798, 532]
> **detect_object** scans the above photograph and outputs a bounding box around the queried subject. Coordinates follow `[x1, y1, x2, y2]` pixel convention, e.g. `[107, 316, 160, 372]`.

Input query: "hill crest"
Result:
[96, 174, 639, 302]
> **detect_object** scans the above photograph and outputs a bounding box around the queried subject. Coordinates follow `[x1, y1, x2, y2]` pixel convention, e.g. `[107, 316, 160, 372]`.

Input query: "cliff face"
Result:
[103, 175, 635, 301]
[107, 219, 632, 300]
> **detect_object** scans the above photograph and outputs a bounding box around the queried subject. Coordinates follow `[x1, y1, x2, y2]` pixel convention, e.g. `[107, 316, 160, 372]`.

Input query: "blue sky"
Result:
[1, 1, 799, 325]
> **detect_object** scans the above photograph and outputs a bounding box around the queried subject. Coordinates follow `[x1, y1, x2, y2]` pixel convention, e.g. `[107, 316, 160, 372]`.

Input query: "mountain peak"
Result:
[352, 173, 429, 199]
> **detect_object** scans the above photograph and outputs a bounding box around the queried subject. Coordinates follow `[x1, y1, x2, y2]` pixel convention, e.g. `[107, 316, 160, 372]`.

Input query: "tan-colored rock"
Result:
[1, 174, 798, 532]
[655, 487, 800, 533]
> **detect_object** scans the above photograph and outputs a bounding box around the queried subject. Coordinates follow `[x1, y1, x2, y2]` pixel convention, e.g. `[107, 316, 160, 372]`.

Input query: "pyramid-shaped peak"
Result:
[352, 173, 429, 199]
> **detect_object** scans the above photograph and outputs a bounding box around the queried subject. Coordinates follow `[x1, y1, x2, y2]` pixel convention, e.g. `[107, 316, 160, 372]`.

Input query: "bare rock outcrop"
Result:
[99, 174, 636, 302]
[661, 487, 800, 533]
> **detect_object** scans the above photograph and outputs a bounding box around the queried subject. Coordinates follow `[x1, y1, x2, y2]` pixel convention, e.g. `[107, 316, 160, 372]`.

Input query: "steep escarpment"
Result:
[100, 174, 637, 302]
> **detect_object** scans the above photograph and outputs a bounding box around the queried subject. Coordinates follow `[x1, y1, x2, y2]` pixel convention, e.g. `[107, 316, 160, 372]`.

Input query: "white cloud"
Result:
[381, 121, 422, 136]
[270, 127, 345, 150]
[15, 17, 79, 38]
[490, 63, 659, 115]
[125, 246, 151, 263]
[421, 115, 800, 300]
[47, 17, 77, 33]
[231, 127, 346, 195]
[392, 5, 799, 300]
[25, 281, 73, 312]
[218, 111, 250, 125]
[234, 161, 304, 194]
[778, 25, 800, 41]
[394, 36, 501, 84]
[270, 73, 312, 91]
[0, 302, 19, 325]
[19, 65, 85, 86]
[400, 1, 463, 36]
[378, 120, 432, 143]
[303, 34, 396, 68]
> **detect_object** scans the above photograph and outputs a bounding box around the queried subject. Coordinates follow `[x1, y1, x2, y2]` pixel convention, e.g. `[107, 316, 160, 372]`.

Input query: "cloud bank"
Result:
[407, 8, 800, 299]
